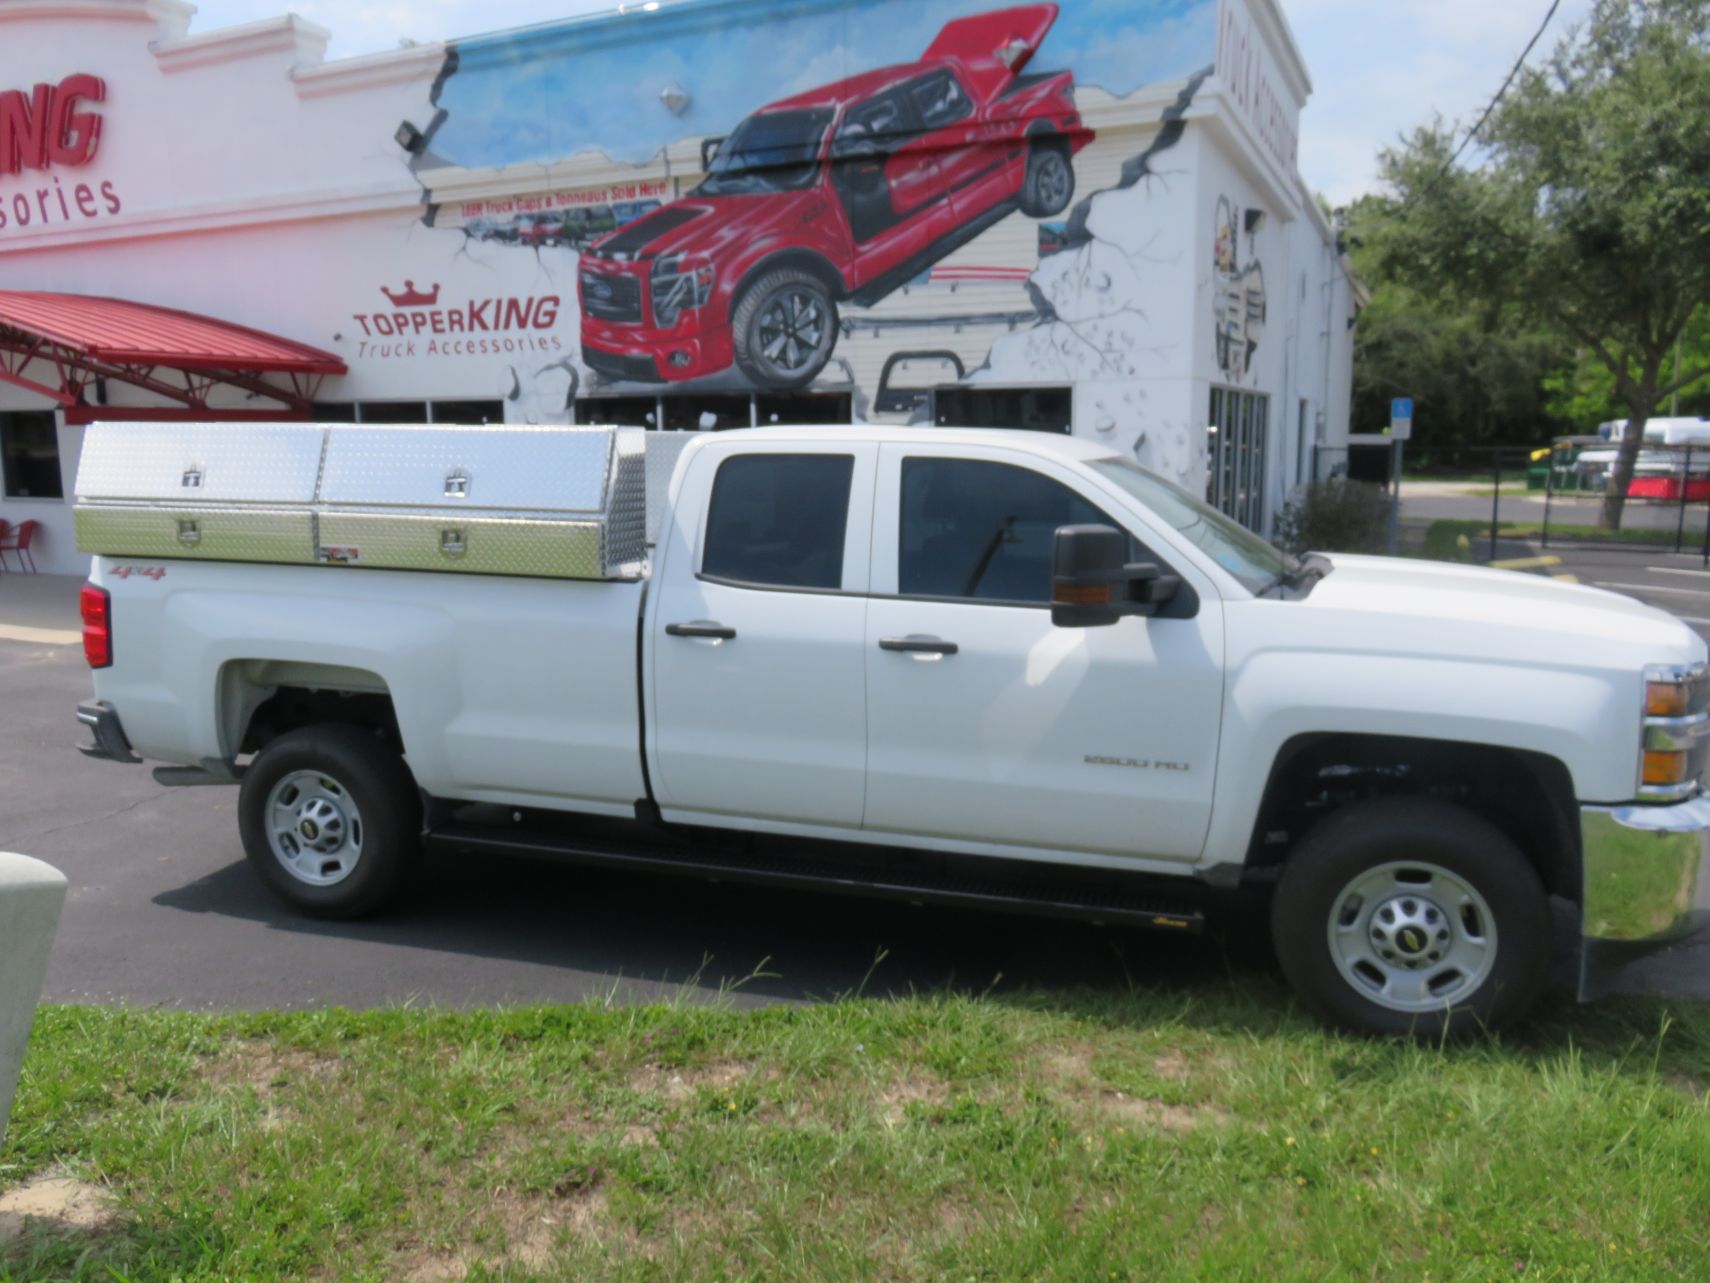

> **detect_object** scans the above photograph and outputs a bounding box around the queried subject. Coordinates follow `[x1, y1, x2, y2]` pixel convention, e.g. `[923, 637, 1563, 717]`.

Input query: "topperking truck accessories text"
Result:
[73, 421, 1709, 1036]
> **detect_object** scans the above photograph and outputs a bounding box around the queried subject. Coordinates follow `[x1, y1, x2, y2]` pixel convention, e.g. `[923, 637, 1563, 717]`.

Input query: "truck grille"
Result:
[581, 270, 643, 323]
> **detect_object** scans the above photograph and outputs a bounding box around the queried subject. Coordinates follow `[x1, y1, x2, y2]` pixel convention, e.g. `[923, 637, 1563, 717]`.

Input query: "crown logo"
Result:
[380, 280, 441, 307]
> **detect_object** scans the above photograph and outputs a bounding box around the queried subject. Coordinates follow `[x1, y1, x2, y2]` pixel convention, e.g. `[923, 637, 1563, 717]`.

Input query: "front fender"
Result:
[1201, 647, 1632, 867]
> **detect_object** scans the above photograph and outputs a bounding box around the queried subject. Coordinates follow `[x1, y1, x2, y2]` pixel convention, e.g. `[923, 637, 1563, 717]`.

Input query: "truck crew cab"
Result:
[73, 421, 1710, 1038]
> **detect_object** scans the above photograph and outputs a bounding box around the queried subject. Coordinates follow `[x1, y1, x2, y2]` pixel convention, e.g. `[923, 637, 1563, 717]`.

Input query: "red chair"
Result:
[0, 519, 40, 573]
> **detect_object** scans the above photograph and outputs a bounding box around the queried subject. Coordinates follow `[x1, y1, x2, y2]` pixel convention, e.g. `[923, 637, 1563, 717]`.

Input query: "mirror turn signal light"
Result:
[1642, 749, 1689, 787]
[1053, 582, 1111, 606]
[1646, 681, 1691, 718]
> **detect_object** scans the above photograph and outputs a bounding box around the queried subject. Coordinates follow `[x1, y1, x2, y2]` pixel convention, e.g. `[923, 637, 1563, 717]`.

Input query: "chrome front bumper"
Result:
[1580, 796, 1710, 999]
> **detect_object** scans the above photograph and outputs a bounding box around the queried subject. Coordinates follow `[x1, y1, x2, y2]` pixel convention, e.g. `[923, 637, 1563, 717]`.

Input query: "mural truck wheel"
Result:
[1019, 141, 1075, 218]
[733, 268, 839, 390]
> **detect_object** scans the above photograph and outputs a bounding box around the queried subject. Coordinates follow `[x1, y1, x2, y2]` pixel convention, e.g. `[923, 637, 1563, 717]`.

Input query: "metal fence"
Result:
[1322, 441, 1710, 564]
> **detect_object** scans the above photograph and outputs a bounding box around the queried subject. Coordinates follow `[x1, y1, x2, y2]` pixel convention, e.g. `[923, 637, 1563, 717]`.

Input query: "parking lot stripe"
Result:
[1649, 567, 1710, 579]
[1595, 581, 1710, 598]
[0, 624, 80, 646]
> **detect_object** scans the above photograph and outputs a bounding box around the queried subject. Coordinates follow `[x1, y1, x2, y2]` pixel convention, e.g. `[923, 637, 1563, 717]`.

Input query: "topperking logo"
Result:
[351, 281, 564, 359]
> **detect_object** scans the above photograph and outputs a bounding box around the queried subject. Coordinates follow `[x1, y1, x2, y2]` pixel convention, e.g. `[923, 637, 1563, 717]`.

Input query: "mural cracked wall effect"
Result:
[970, 68, 1211, 487]
[398, 0, 1220, 488]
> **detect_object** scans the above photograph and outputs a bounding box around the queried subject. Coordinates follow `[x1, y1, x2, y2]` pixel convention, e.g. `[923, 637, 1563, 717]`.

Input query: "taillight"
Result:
[80, 583, 112, 668]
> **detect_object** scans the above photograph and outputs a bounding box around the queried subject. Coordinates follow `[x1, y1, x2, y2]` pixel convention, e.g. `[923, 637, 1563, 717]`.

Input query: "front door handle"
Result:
[666, 620, 736, 640]
[879, 634, 958, 656]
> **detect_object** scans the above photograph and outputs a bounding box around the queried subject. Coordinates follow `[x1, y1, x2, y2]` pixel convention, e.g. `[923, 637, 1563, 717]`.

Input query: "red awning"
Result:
[0, 291, 346, 423]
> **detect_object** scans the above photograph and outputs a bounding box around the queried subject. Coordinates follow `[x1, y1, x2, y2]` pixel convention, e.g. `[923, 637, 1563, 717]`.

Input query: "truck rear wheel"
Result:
[1271, 798, 1552, 1038]
[732, 267, 838, 390]
[1018, 140, 1074, 218]
[238, 725, 421, 920]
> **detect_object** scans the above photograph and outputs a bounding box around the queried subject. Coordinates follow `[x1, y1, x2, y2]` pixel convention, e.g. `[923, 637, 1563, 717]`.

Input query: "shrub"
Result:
[1273, 478, 1392, 555]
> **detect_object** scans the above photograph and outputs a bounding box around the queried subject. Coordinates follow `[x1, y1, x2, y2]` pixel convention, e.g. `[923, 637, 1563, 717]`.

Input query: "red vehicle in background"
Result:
[579, 3, 1092, 390]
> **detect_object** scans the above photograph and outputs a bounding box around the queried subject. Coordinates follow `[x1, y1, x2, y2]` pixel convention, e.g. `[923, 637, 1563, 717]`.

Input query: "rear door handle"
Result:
[879, 635, 958, 656]
[666, 620, 736, 640]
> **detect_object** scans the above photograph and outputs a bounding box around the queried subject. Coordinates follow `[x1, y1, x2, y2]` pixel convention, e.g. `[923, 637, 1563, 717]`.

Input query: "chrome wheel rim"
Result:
[266, 769, 363, 887]
[1326, 861, 1497, 1013]
[1035, 152, 1070, 209]
[756, 289, 828, 375]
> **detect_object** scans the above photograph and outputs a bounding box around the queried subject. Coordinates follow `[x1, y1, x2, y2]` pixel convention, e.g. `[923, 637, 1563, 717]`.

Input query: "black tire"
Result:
[1018, 140, 1075, 218]
[238, 724, 422, 920]
[1271, 798, 1552, 1038]
[731, 267, 839, 390]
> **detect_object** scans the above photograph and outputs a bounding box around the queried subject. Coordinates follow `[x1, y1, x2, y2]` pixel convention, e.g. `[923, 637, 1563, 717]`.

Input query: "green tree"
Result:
[1542, 304, 1710, 427]
[1375, 0, 1710, 527]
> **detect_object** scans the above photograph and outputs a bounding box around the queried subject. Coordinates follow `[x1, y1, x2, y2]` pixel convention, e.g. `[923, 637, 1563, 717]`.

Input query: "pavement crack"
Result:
[1, 789, 176, 848]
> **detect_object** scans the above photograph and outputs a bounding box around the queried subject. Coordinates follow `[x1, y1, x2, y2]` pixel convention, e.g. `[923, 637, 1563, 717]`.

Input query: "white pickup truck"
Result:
[72, 422, 1709, 1036]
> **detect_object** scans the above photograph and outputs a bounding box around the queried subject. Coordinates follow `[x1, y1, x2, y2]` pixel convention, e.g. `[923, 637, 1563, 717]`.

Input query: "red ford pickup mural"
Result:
[578, 4, 1092, 391]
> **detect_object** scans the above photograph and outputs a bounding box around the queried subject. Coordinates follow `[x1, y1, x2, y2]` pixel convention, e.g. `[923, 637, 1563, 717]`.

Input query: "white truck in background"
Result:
[72, 422, 1710, 1036]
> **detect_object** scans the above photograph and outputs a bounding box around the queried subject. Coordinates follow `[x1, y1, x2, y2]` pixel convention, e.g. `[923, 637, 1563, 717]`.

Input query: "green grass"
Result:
[4, 992, 1709, 1281]
[1416, 519, 1683, 562]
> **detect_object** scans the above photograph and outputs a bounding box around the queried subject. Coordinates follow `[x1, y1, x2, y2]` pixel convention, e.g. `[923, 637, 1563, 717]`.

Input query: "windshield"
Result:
[696, 109, 832, 196]
[1087, 456, 1292, 595]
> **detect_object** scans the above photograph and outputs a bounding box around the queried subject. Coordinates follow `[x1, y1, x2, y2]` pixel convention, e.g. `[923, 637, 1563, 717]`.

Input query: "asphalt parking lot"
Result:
[1, 568, 1704, 1012]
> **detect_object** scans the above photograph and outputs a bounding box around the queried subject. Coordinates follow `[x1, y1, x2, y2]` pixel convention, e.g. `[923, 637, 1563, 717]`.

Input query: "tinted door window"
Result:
[899, 457, 1131, 602]
[703, 454, 854, 590]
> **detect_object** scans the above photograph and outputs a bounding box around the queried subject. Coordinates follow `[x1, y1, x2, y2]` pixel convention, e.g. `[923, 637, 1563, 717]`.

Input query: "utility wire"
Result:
[1407, 0, 1565, 205]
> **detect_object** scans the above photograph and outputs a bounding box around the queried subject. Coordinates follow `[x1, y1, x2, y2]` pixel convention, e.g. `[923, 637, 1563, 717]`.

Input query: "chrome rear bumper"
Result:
[1580, 796, 1710, 999]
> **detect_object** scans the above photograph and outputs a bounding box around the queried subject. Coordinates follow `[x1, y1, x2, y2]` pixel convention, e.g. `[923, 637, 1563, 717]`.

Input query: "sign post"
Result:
[1388, 398, 1413, 555]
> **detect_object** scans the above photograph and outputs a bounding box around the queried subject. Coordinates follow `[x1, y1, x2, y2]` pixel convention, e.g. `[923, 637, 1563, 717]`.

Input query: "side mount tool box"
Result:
[75, 422, 651, 580]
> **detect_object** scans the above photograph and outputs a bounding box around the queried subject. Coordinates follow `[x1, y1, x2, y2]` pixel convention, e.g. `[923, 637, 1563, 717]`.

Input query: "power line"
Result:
[1410, 0, 1565, 204]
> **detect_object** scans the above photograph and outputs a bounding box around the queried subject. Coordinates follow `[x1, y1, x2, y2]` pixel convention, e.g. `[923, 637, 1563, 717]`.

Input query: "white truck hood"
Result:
[1301, 554, 1706, 665]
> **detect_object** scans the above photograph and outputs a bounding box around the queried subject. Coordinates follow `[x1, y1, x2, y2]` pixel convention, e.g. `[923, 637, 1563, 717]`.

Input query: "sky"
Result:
[184, 0, 1596, 204]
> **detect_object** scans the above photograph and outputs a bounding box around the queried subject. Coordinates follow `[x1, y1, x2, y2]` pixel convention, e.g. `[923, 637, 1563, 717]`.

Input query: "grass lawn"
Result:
[1417, 519, 1683, 562]
[3, 989, 1708, 1281]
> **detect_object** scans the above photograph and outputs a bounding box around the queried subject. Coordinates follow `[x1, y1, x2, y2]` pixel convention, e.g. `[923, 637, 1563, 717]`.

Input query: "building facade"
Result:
[0, 0, 1358, 575]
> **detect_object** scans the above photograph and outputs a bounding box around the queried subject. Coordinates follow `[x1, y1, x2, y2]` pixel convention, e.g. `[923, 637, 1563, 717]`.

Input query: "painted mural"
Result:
[1212, 194, 1266, 382]
[402, 0, 1221, 485]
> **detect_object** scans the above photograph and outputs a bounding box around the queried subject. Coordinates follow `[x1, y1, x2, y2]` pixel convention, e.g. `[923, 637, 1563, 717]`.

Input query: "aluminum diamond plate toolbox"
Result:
[317, 425, 645, 579]
[75, 421, 327, 503]
[76, 422, 656, 579]
[74, 505, 316, 564]
[319, 425, 613, 511]
[75, 421, 323, 564]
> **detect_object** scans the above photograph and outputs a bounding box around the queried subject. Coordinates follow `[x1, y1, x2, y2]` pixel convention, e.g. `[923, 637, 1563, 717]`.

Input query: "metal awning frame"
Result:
[0, 320, 333, 424]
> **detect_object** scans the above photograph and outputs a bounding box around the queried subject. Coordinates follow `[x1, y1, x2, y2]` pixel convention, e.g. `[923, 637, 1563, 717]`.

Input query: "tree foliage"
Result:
[1359, 0, 1710, 526]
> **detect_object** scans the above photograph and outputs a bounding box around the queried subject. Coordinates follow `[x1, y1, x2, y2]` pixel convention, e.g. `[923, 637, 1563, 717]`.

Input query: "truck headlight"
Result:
[651, 255, 715, 328]
[1639, 663, 1710, 800]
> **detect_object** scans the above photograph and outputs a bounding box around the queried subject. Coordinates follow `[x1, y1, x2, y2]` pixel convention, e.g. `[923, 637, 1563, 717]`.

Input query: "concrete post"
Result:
[0, 853, 67, 1145]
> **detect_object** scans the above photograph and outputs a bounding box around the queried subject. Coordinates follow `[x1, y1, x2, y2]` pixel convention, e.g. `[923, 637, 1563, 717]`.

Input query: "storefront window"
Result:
[578, 397, 661, 427]
[663, 396, 755, 431]
[1207, 387, 1269, 531]
[1, 412, 63, 499]
[577, 393, 853, 430]
[933, 387, 1071, 433]
[355, 401, 430, 423]
[308, 401, 503, 425]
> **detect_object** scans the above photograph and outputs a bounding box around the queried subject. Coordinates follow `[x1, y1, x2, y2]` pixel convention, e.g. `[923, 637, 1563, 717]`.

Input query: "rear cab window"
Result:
[701, 453, 855, 590]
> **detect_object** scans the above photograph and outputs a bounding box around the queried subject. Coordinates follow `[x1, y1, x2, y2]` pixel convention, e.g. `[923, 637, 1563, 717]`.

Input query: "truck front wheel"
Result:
[732, 268, 839, 390]
[238, 725, 421, 920]
[1271, 798, 1552, 1037]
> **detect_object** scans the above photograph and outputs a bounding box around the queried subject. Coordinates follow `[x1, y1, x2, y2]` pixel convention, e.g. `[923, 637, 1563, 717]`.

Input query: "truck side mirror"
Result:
[1051, 524, 1180, 628]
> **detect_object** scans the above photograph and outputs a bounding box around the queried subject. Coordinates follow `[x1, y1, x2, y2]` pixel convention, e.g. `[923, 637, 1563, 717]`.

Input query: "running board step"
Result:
[424, 821, 1206, 934]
